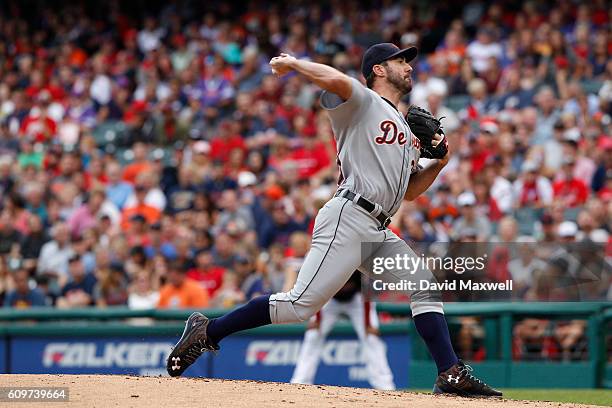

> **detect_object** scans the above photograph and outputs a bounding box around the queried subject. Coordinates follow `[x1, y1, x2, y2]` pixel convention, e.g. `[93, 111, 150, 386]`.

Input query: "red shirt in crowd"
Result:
[519, 181, 539, 206]
[290, 141, 330, 179]
[186, 266, 225, 297]
[275, 104, 302, 126]
[83, 172, 109, 190]
[470, 149, 494, 175]
[20, 114, 57, 143]
[210, 135, 247, 163]
[552, 178, 588, 207]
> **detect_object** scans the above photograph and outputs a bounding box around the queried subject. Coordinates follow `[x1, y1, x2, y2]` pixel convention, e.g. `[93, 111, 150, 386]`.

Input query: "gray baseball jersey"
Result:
[268, 77, 442, 325]
[320, 77, 421, 216]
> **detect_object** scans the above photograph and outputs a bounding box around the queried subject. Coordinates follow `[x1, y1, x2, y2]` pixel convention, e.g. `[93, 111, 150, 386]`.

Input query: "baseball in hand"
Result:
[432, 133, 444, 148]
[269, 53, 296, 76]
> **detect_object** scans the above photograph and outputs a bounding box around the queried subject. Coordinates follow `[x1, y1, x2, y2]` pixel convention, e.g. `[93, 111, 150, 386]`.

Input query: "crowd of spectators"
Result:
[0, 0, 609, 317]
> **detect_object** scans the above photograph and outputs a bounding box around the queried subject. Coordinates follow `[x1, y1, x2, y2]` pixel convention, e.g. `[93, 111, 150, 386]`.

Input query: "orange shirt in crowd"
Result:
[122, 162, 153, 184]
[121, 204, 161, 230]
[158, 278, 210, 309]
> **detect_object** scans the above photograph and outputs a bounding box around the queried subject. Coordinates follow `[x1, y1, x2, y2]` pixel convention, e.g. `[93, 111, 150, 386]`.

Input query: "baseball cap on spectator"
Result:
[589, 229, 609, 243]
[130, 213, 147, 223]
[68, 253, 81, 263]
[151, 148, 165, 161]
[265, 185, 284, 200]
[400, 32, 418, 47]
[361, 43, 418, 79]
[417, 61, 432, 74]
[557, 221, 578, 238]
[480, 118, 499, 134]
[188, 128, 202, 140]
[193, 140, 211, 154]
[238, 171, 257, 188]
[497, 110, 514, 124]
[427, 81, 447, 97]
[110, 262, 125, 275]
[457, 191, 476, 207]
[598, 136, 612, 150]
[563, 128, 581, 143]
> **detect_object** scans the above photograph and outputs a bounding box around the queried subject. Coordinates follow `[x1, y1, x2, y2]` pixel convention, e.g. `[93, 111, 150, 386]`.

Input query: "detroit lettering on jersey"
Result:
[375, 120, 421, 149]
[320, 77, 421, 216]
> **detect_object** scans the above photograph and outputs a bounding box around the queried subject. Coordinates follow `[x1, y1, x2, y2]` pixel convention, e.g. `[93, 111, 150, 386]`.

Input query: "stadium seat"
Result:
[513, 207, 543, 236]
[446, 95, 470, 112]
[92, 121, 127, 148]
[563, 207, 582, 222]
[580, 80, 603, 95]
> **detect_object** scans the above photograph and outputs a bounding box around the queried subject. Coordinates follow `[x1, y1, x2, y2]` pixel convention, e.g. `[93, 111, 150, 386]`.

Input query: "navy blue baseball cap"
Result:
[361, 43, 418, 79]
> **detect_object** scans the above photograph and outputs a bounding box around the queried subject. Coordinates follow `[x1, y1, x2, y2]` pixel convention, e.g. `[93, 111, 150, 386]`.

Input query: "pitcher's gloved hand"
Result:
[405, 105, 448, 159]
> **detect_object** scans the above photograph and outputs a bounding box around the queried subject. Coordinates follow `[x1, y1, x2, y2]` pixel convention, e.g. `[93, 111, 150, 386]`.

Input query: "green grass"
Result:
[501, 389, 612, 406]
[408, 389, 612, 406]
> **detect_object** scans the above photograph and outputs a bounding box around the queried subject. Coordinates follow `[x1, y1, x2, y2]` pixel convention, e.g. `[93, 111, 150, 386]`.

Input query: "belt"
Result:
[335, 189, 392, 229]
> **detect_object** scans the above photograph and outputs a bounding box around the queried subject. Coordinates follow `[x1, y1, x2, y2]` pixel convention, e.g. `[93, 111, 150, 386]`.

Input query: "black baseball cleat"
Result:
[433, 360, 503, 398]
[167, 312, 219, 377]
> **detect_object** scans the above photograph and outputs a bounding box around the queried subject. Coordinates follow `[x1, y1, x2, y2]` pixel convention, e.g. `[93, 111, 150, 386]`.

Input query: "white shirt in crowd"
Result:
[137, 28, 165, 53]
[490, 176, 514, 214]
[410, 77, 448, 107]
[128, 291, 160, 310]
[124, 188, 167, 212]
[37, 242, 73, 278]
[512, 176, 553, 207]
[466, 41, 502, 73]
[90, 74, 112, 105]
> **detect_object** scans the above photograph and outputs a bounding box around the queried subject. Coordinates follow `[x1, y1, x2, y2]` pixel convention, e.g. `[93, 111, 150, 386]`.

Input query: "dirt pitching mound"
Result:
[0, 375, 600, 408]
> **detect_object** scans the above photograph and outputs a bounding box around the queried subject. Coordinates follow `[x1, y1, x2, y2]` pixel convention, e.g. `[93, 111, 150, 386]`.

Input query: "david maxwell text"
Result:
[373, 279, 513, 291]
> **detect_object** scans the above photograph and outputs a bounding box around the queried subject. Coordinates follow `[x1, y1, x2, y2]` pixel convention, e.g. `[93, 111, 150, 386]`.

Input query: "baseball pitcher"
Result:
[167, 43, 502, 398]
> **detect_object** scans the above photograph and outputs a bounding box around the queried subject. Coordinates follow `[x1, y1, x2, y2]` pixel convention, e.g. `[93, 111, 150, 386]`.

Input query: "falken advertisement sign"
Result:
[8, 334, 410, 388]
[9, 337, 209, 377]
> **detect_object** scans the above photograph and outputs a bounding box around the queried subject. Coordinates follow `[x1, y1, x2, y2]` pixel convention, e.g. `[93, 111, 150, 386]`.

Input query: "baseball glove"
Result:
[405, 105, 448, 159]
